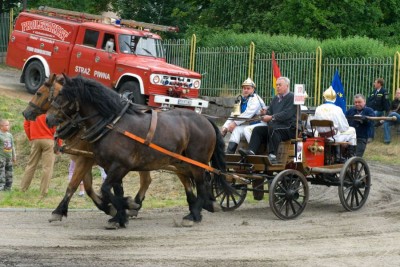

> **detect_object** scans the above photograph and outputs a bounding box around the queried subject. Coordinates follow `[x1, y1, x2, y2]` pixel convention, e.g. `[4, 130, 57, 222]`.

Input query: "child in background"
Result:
[68, 161, 107, 196]
[68, 160, 85, 196]
[0, 119, 16, 191]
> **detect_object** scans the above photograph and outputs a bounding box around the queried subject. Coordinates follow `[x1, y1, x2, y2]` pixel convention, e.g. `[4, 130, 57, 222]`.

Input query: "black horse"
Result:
[46, 75, 228, 228]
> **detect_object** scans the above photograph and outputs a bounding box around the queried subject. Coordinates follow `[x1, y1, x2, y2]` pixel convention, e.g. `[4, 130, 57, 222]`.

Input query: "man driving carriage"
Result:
[221, 78, 266, 154]
[238, 77, 297, 162]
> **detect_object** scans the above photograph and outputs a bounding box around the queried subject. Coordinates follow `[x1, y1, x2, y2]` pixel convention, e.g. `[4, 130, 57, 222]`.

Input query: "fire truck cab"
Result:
[6, 6, 208, 112]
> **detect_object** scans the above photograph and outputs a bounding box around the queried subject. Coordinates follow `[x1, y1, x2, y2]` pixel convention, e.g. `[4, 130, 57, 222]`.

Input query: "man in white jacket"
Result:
[313, 86, 357, 160]
[221, 78, 266, 154]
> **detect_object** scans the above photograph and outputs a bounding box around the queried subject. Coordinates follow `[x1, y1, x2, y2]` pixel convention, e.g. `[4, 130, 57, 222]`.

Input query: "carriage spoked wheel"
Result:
[269, 169, 309, 220]
[338, 157, 371, 211]
[209, 174, 247, 211]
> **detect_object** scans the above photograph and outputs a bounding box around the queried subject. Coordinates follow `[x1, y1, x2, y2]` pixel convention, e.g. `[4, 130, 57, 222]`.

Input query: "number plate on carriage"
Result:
[178, 99, 192, 106]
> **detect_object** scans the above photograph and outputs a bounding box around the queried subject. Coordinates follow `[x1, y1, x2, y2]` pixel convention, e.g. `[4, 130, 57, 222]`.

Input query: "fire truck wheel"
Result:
[119, 81, 145, 105]
[24, 61, 46, 94]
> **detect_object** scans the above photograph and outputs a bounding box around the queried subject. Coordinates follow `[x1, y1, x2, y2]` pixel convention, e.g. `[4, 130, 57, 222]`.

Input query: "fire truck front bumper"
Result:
[153, 95, 209, 113]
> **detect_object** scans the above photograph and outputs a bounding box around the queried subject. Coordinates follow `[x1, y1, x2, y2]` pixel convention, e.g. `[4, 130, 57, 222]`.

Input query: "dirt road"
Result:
[1, 162, 400, 266]
[1, 68, 400, 266]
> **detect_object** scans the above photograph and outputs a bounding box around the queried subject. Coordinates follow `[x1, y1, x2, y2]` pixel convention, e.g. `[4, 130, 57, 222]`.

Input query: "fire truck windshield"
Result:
[118, 34, 165, 58]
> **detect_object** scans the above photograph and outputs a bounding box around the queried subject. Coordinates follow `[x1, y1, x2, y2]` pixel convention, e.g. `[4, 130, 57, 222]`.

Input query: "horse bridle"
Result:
[28, 79, 58, 113]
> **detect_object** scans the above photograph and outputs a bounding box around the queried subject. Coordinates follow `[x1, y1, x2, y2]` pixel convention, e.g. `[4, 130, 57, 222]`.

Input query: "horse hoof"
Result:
[105, 221, 120, 230]
[48, 213, 63, 222]
[126, 197, 141, 210]
[181, 219, 194, 227]
[126, 209, 138, 218]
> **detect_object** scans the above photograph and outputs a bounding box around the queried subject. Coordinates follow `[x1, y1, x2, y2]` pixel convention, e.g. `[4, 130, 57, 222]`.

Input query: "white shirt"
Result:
[314, 102, 349, 133]
[223, 93, 266, 128]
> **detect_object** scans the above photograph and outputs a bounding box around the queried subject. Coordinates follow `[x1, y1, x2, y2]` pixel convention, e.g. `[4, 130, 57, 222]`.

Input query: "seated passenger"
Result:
[221, 78, 266, 154]
[314, 86, 357, 158]
[238, 76, 297, 162]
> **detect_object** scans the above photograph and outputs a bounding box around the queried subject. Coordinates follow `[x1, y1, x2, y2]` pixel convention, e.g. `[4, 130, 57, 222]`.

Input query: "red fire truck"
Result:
[6, 6, 208, 112]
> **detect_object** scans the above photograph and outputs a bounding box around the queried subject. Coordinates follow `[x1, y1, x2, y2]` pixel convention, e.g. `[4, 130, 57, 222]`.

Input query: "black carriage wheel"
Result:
[119, 81, 146, 105]
[24, 61, 46, 94]
[210, 175, 247, 211]
[269, 169, 309, 220]
[338, 157, 371, 211]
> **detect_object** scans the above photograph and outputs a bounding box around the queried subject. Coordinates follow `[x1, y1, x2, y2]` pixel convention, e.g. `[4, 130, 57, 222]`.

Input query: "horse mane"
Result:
[62, 76, 141, 117]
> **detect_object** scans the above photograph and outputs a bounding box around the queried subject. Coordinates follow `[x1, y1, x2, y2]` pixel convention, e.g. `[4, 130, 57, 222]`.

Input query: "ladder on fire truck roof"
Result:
[29, 6, 179, 33]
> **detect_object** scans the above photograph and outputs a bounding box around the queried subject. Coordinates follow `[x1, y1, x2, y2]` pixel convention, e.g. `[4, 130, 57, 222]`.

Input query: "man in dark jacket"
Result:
[383, 88, 400, 144]
[238, 76, 297, 162]
[366, 78, 390, 142]
[346, 94, 375, 157]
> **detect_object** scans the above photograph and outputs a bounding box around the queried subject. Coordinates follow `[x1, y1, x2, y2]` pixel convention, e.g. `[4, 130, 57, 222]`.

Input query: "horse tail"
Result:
[207, 118, 226, 172]
[207, 119, 234, 195]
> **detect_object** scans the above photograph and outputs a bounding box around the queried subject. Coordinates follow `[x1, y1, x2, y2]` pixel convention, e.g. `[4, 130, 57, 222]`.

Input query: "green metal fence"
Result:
[320, 57, 394, 108]
[195, 46, 250, 98]
[164, 39, 398, 108]
[163, 38, 191, 70]
[0, 12, 10, 52]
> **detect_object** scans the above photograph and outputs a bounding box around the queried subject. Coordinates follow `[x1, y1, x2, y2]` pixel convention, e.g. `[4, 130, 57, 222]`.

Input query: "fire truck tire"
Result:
[24, 61, 46, 94]
[119, 81, 145, 105]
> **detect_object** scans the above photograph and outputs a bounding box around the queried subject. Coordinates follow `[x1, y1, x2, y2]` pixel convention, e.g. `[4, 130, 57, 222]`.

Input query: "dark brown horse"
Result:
[46, 75, 228, 228]
[22, 74, 145, 222]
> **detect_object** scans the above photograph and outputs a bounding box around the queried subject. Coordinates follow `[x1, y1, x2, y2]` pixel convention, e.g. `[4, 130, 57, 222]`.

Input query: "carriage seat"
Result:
[309, 119, 350, 145]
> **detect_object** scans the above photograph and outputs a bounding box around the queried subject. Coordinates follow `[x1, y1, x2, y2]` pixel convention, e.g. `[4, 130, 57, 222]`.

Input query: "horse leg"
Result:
[176, 173, 203, 227]
[127, 171, 152, 217]
[49, 157, 94, 222]
[101, 167, 130, 229]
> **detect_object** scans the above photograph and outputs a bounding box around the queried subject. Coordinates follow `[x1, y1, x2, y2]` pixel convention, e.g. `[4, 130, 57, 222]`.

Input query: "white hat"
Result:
[323, 86, 336, 102]
[242, 78, 256, 88]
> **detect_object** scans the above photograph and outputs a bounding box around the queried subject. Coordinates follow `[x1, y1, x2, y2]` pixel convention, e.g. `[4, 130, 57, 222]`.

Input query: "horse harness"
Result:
[51, 98, 222, 175]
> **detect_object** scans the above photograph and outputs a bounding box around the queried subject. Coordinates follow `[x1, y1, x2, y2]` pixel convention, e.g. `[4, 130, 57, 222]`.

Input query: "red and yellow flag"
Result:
[272, 51, 281, 95]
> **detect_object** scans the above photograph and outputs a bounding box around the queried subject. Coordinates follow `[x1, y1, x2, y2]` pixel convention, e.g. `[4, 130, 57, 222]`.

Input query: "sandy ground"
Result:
[1, 68, 400, 266]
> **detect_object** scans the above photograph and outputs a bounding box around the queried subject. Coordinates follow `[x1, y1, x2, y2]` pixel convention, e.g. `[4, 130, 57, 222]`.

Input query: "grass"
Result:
[0, 93, 399, 210]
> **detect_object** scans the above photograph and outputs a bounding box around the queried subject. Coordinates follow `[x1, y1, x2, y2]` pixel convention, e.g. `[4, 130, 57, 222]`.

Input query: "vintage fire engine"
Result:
[6, 6, 208, 112]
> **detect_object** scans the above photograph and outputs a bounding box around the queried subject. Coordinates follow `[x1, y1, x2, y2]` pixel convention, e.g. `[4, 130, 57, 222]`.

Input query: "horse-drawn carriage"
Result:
[23, 74, 371, 228]
[211, 117, 371, 220]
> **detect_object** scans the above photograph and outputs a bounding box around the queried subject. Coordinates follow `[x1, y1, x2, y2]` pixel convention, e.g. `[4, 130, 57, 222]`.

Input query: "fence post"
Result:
[9, 9, 13, 39]
[189, 34, 196, 71]
[315, 46, 322, 106]
[248, 42, 255, 79]
[393, 52, 400, 99]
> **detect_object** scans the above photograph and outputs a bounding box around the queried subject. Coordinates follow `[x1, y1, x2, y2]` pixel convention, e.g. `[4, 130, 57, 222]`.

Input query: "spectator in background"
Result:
[366, 78, 390, 142]
[20, 114, 61, 197]
[382, 88, 400, 144]
[221, 78, 266, 154]
[68, 160, 107, 197]
[346, 94, 375, 157]
[0, 119, 16, 191]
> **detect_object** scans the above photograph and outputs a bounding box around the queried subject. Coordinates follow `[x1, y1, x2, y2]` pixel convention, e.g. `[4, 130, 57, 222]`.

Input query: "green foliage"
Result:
[26, 0, 112, 14]
[320, 36, 392, 58]
[193, 32, 398, 59]
[197, 32, 320, 54]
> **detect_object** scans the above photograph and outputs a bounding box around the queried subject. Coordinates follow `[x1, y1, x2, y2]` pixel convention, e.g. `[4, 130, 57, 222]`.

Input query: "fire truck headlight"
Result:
[152, 75, 161, 84]
[193, 80, 200, 89]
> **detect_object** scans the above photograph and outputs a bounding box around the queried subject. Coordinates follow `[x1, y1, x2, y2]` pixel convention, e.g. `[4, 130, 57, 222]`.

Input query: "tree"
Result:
[0, 0, 19, 14]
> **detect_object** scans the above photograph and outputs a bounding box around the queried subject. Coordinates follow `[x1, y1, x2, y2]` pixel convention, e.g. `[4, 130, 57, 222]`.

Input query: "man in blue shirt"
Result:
[346, 94, 375, 157]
